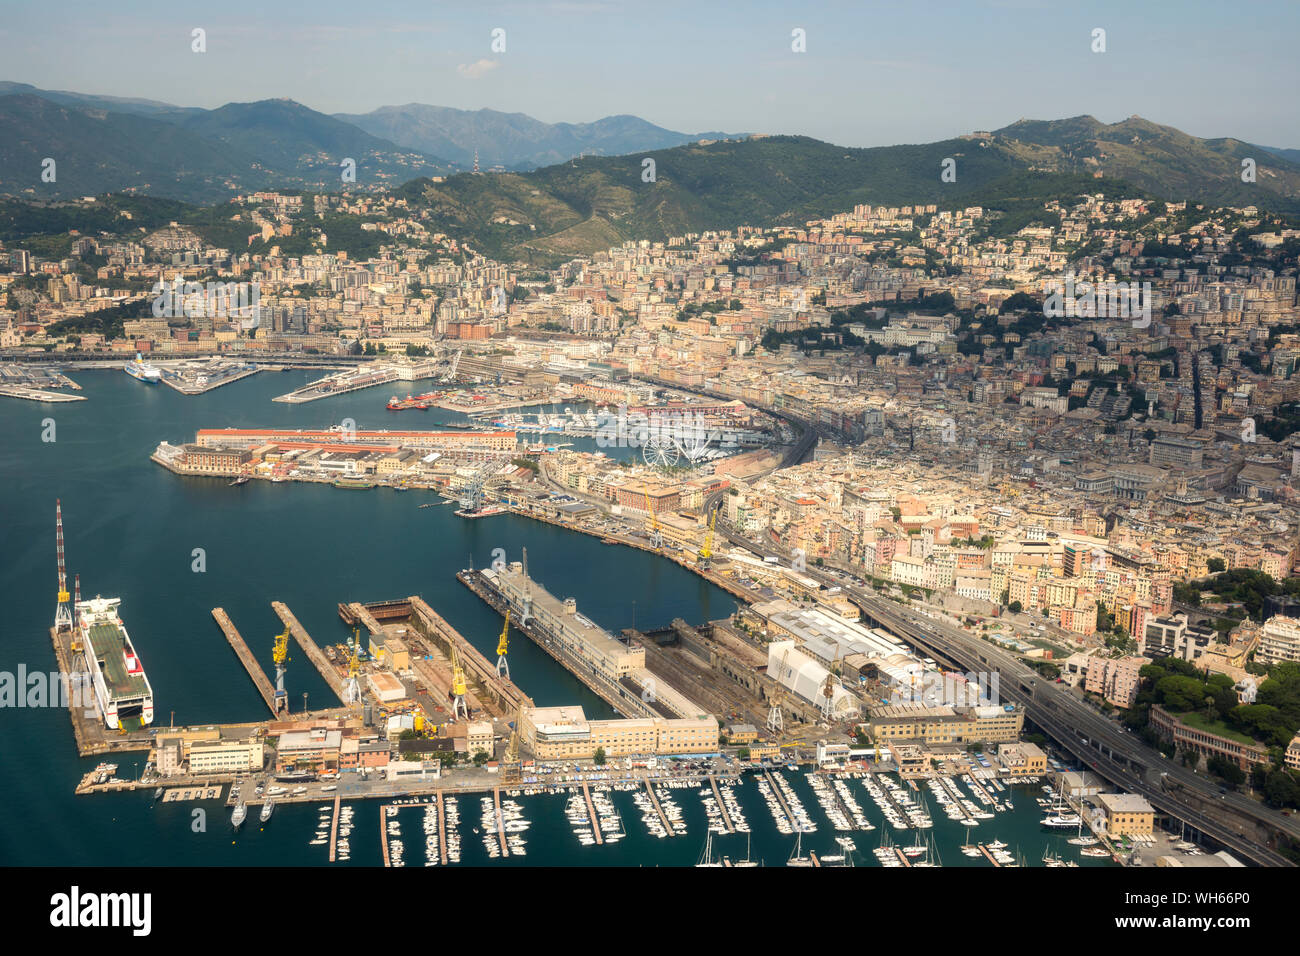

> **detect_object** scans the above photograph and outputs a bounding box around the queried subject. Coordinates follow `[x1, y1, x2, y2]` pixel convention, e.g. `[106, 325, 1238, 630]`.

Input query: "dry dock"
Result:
[272, 601, 348, 704]
[213, 607, 281, 717]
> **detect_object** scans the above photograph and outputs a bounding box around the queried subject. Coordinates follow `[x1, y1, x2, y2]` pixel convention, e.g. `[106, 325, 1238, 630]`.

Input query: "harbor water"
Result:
[0, 370, 1110, 866]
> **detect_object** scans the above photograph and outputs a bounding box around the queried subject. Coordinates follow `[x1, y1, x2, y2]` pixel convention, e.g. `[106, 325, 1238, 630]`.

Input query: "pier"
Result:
[642, 779, 678, 837]
[380, 805, 391, 867]
[272, 601, 348, 704]
[762, 770, 798, 831]
[581, 781, 604, 845]
[893, 847, 913, 868]
[708, 775, 735, 833]
[978, 843, 1002, 867]
[493, 787, 510, 856]
[0, 385, 85, 402]
[329, 794, 341, 863]
[212, 608, 281, 717]
[436, 792, 448, 865]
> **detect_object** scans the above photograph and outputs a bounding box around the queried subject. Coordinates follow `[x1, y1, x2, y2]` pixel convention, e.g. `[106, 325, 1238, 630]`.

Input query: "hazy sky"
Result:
[3, 0, 1298, 147]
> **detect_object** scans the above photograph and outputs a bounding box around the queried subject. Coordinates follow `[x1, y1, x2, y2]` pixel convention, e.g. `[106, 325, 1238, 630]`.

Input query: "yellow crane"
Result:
[343, 629, 362, 707]
[495, 610, 511, 679]
[272, 625, 290, 713]
[644, 489, 663, 550]
[697, 507, 717, 568]
[450, 643, 469, 719]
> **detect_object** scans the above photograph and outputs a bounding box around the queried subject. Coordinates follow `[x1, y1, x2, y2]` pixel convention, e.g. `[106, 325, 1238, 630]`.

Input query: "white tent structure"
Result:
[767, 640, 859, 719]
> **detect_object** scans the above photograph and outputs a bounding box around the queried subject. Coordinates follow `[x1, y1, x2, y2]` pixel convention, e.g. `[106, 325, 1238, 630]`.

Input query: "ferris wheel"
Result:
[642, 434, 681, 470]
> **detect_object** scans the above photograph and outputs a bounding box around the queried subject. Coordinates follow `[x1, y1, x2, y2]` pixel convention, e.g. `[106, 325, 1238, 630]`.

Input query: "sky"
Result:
[2, 0, 1298, 148]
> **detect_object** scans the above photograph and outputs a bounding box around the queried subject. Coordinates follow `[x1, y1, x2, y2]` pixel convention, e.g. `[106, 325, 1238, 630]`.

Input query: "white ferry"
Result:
[77, 595, 154, 729]
[124, 353, 162, 384]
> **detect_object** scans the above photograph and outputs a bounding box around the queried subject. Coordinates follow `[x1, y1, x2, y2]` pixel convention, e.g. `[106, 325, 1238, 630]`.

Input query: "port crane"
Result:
[272, 625, 290, 714]
[767, 645, 790, 736]
[643, 489, 663, 550]
[54, 499, 73, 632]
[697, 506, 717, 569]
[501, 700, 525, 784]
[449, 643, 469, 719]
[342, 628, 362, 706]
[495, 610, 511, 679]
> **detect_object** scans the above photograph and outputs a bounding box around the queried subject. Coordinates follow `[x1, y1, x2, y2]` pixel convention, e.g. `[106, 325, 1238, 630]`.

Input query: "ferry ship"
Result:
[77, 595, 154, 730]
[124, 353, 162, 384]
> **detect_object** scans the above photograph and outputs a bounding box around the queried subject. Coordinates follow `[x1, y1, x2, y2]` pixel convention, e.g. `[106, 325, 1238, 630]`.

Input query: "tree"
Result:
[1207, 558, 1226, 573]
[1008, 601, 1023, 614]
[472, 749, 488, 767]
[593, 747, 606, 766]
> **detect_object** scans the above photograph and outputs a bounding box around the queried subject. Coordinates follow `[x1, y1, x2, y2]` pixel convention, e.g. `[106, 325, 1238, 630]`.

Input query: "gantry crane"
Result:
[697, 506, 717, 569]
[449, 643, 469, 719]
[767, 645, 790, 736]
[272, 625, 290, 714]
[54, 499, 73, 632]
[343, 627, 362, 706]
[495, 610, 511, 679]
[643, 489, 663, 550]
[501, 701, 525, 784]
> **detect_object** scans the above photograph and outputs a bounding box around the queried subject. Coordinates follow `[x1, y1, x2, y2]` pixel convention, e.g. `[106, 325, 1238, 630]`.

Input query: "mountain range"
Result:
[333, 103, 742, 170]
[1, 81, 1299, 265]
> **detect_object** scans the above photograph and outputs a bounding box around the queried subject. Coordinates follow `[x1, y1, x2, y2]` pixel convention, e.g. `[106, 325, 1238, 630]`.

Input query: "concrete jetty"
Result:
[272, 601, 347, 704]
[213, 608, 281, 717]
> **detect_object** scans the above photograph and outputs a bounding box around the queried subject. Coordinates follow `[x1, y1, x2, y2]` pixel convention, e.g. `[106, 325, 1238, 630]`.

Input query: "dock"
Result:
[809, 852, 822, 868]
[436, 792, 448, 865]
[762, 770, 798, 831]
[708, 775, 735, 833]
[272, 601, 348, 704]
[212, 608, 281, 717]
[493, 787, 510, 857]
[893, 848, 913, 868]
[978, 844, 1002, 867]
[642, 779, 678, 837]
[0, 385, 85, 402]
[328, 794, 341, 863]
[380, 805, 391, 867]
[581, 781, 604, 846]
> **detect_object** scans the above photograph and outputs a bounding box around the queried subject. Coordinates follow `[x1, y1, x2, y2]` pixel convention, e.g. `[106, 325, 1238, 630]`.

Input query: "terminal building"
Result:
[521, 705, 718, 760]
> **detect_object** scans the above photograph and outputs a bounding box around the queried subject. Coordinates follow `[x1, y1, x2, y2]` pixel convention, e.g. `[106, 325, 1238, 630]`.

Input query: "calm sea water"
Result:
[0, 369, 1106, 866]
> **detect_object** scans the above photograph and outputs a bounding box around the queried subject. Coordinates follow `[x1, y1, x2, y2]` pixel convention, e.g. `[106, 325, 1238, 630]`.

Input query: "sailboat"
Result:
[696, 831, 724, 867]
[902, 827, 928, 858]
[730, 834, 760, 868]
[1067, 814, 1099, 846]
[786, 831, 815, 867]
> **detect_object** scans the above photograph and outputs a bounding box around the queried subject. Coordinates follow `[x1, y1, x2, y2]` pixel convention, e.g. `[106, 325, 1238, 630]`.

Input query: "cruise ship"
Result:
[77, 595, 154, 730]
[124, 353, 161, 384]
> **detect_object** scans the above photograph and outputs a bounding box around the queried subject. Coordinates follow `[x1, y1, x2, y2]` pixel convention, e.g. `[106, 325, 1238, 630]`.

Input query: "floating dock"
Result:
[329, 794, 341, 864]
[642, 779, 678, 837]
[493, 787, 510, 857]
[212, 607, 281, 717]
[581, 781, 604, 846]
[708, 775, 736, 833]
[436, 792, 448, 865]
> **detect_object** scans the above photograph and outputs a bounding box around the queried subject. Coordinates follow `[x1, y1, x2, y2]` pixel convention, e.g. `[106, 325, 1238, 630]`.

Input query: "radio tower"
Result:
[54, 499, 73, 632]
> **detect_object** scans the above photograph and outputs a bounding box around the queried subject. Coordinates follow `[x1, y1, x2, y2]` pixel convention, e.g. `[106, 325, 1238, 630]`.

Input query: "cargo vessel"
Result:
[124, 353, 161, 384]
[77, 595, 154, 730]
